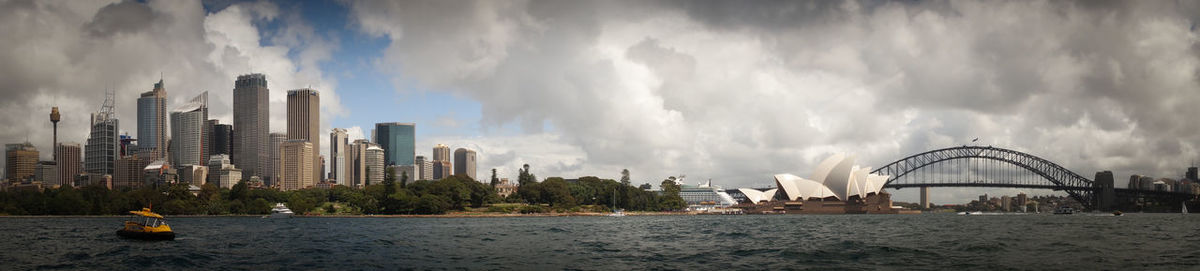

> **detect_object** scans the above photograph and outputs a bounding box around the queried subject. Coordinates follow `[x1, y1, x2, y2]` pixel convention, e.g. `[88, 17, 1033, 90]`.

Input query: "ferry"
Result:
[116, 208, 175, 240]
[1053, 206, 1074, 215]
[269, 203, 294, 218]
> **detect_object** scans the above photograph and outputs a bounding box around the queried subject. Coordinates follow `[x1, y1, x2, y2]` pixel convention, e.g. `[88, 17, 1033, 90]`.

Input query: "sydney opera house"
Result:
[740, 153, 912, 214]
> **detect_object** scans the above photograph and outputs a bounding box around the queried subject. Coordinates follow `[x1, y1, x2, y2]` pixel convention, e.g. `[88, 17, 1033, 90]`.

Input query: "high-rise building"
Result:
[414, 155, 432, 181]
[170, 92, 208, 168]
[207, 154, 242, 189]
[233, 73, 269, 180]
[55, 143, 81, 187]
[432, 160, 451, 180]
[137, 80, 167, 160]
[279, 140, 314, 191]
[374, 123, 415, 167]
[432, 144, 451, 163]
[319, 155, 326, 182]
[266, 133, 287, 187]
[112, 155, 148, 189]
[287, 88, 320, 182]
[178, 165, 208, 186]
[330, 128, 349, 184]
[347, 139, 380, 188]
[5, 142, 38, 181]
[390, 164, 415, 182]
[453, 148, 477, 180]
[86, 92, 118, 175]
[34, 161, 57, 185]
[365, 146, 384, 185]
[209, 122, 233, 157]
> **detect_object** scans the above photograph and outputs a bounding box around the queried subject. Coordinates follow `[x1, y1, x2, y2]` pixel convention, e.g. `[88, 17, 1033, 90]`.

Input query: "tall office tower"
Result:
[348, 139, 376, 187]
[432, 144, 451, 162]
[170, 92, 208, 168]
[432, 160, 451, 180]
[55, 143, 81, 187]
[319, 155, 326, 182]
[266, 132, 287, 186]
[453, 148, 477, 180]
[86, 91, 119, 175]
[414, 155, 432, 181]
[209, 121, 233, 157]
[373, 123, 415, 166]
[233, 73, 269, 180]
[365, 146, 384, 185]
[330, 128, 348, 184]
[5, 142, 38, 181]
[287, 89, 320, 182]
[137, 80, 167, 160]
[279, 140, 314, 191]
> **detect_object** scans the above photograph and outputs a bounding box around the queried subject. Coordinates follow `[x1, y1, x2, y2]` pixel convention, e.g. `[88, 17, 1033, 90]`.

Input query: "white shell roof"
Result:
[773, 153, 891, 201]
[738, 188, 778, 203]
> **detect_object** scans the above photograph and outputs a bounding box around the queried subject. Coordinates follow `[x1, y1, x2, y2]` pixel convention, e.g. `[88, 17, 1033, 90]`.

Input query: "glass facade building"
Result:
[373, 123, 415, 167]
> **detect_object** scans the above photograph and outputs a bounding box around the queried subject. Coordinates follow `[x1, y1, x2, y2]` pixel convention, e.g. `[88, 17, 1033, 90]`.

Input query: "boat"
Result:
[1183, 202, 1189, 214]
[269, 203, 294, 218]
[1112, 210, 1123, 216]
[607, 188, 625, 217]
[116, 208, 175, 240]
[1053, 206, 1074, 215]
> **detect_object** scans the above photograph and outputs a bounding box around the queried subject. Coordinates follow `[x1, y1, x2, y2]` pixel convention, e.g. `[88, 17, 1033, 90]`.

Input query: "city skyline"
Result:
[3, 1, 1200, 203]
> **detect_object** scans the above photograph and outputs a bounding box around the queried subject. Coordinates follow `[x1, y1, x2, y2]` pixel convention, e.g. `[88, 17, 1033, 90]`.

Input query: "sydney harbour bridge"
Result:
[871, 146, 1197, 211]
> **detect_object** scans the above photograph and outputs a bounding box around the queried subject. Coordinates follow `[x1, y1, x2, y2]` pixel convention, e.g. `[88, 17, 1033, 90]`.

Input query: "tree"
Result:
[639, 183, 652, 190]
[658, 179, 686, 211]
[620, 169, 631, 185]
[541, 177, 577, 208]
[384, 166, 397, 195]
[490, 168, 500, 187]
[400, 170, 409, 188]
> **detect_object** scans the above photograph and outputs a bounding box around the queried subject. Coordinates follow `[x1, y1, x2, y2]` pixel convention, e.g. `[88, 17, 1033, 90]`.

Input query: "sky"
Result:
[2, 0, 1200, 204]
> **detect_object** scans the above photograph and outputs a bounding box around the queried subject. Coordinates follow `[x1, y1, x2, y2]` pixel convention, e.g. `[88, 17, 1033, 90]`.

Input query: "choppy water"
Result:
[2, 213, 1198, 270]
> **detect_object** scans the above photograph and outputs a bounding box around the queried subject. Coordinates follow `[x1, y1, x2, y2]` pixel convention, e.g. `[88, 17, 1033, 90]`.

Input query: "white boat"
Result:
[1053, 206, 1074, 215]
[269, 203, 294, 218]
[608, 209, 626, 217]
[1184, 202, 1189, 214]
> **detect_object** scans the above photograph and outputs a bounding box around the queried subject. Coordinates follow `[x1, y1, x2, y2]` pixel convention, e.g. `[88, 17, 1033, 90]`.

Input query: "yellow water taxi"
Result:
[116, 208, 175, 240]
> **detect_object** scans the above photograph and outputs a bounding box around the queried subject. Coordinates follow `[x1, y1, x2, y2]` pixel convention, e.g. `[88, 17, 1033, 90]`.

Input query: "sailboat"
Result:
[608, 188, 625, 217]
[1183, 202, 1189, 214]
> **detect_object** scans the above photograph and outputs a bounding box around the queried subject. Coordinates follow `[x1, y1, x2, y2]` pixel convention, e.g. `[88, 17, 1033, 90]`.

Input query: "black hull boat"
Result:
[116, 229, 176, 240]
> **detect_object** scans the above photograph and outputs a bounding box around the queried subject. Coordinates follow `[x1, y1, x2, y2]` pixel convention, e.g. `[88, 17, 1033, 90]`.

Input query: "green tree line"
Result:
[0, 166, 685, 215]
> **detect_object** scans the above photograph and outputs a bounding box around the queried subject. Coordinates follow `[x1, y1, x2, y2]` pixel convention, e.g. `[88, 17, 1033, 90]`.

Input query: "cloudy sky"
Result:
[3, 0, 1199, 203]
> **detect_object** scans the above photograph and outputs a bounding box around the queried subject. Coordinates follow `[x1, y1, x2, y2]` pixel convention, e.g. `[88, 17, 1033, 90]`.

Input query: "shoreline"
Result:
[0, 212, 691, 218]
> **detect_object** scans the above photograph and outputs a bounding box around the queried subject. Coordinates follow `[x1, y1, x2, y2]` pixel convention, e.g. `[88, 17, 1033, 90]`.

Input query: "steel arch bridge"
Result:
[869, 146, 1096, 208]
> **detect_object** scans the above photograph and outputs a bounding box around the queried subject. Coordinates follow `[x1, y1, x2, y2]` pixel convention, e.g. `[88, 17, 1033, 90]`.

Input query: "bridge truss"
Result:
[870, 146, 1096, 208]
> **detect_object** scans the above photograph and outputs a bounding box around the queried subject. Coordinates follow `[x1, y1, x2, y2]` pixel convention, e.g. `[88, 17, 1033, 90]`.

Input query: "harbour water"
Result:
[3, 213, 1199, 270]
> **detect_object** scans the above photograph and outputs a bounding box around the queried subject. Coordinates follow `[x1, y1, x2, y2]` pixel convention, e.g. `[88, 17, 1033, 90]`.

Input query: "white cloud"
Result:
[348, 0, 1200, 203]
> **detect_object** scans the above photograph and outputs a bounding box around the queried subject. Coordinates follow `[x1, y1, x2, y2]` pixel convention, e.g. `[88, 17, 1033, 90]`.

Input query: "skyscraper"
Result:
[453, 148, 477, 180]
[55, 143, 81, 187]
[86, 91, 118, 175]
[279, 140, 314, 191]
[432, 144, 451, 163]
[374, 123, 415, 167]
[348, 139, 377, 187]
[233, 74, 269, 180]
[209, 122, 233, 157]
[414, 155, 432, 181]
[137, 80, 167, 160]
[170, 92, 207, 168]
[207, 154, 241, 189]
[432, 160, 451, 180]
[330, 128, 348, 183]
[365, 146, 384, 185]
[266, 132, 287, 186]
[112, 155, 146, 189]
[5, 142, 38, 181]
[287, 89, 320, 183]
